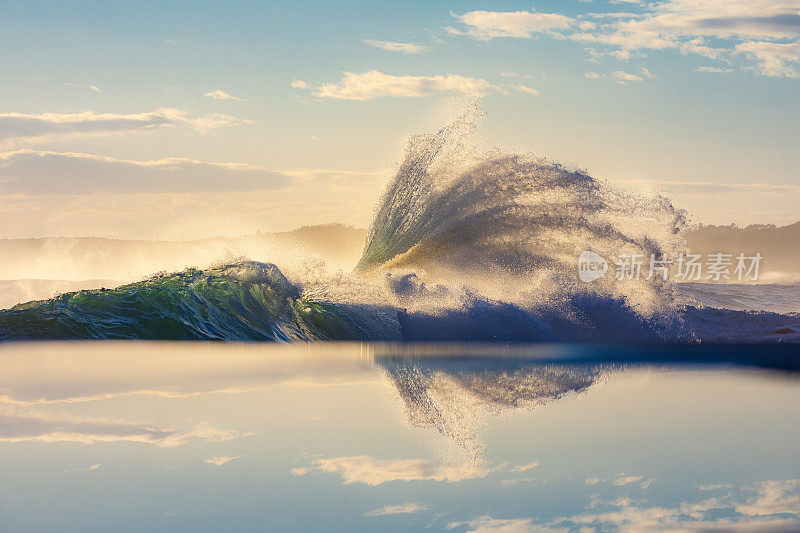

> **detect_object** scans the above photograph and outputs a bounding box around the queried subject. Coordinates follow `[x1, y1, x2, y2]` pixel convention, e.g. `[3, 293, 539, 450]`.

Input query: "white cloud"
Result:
[0, 109, 251, 146]
[570, 0, 800, 77]
[298, 71, 544, 101]
[363, 503, 430, 517]
[500, 71, 534, 78]
[609, 49, 634, 60]
[0, 149, 288, 194]
[446, 516, 541, 533]
[680, 37, 730, 59]
[63, 82, 101, 93]
[363, 39, 428, 54]
[508, 461, 539, 473]
[448, 9, 574, 40]
[204, 89, 244, 101]
[652, 0, 800, 41]
[458, 0, 800, 69]
[509, 84, 540, 95]
[438, 1, 788, 78]
[736, 40, 800, 77]
[500, 478, 536, 486]
[585, 473, 655, 488]
[614, 474, 645, 486]
[63, 463, 101, 472]
[587, 47, 634, 62]
[594, 0, 800, 47]
[613, 70, 644, 83]
[697, 66, 735, 73]
[699, 483, 735, 490]
[570, 26, 677, 51]
[584, 12, 645, 20]
[311, 70, 493, 100]
[639, 67, 656, 78]
[585, 71, 606, 79]
[737, 480, 800, 516]
[204, 455, 244, 466]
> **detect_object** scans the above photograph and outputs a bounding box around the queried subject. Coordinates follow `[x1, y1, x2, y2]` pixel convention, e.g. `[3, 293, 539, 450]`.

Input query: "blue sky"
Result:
[0, 0, 798, 238]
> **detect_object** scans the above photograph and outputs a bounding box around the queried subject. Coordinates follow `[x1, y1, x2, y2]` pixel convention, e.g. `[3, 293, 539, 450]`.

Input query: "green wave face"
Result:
[0, 261, 365, 341]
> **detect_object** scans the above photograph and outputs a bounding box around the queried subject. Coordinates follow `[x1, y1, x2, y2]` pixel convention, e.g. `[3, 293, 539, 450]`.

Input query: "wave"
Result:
[0, 262, 379, 341]
[1, 258, 797, 342]
[357, 104, 686, 318]
[1, 105, 798, 343]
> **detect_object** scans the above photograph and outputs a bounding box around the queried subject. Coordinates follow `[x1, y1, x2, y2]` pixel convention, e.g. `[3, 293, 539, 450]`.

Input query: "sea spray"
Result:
[2, 106, 798, 343]
[356, 104, 687, 319]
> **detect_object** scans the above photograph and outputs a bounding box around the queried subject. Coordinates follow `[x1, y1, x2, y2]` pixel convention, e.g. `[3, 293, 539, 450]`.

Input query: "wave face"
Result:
[1, 106, 798, 343]
[0, 262, 375, 341]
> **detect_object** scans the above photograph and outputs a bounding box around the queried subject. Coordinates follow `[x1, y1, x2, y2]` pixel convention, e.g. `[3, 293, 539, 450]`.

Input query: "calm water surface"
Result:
[1, 342, 799, 532]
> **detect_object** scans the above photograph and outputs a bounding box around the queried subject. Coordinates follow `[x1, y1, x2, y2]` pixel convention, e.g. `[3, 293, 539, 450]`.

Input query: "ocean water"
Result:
[676, 282, 800, 315]
[0, 107, 798, 532]
[0, 107, 798, 343]
[1, 341, 799, 532]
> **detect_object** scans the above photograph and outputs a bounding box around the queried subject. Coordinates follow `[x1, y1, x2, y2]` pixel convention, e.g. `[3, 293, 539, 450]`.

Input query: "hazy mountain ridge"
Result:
[686, 222, 800, 279]
[0, 224, 367, 308]
[2, 221, 796, 280]
[1, 221, 797, 309]
[0, 224, 366, 276]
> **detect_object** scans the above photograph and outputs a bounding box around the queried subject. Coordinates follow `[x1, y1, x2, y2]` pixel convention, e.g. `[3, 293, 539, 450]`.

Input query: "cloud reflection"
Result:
[363, 502, 430, 517]
[447, 479, 800, 532]
[291, 454, 546, 487]
[0, 408, 248, 447]
[204, 455, 244, 466]
[292, 455, 495, 485]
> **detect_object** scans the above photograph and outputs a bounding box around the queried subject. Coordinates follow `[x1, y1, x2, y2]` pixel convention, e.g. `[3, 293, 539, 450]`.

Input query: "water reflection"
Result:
[0, 341, 798, 532]
[0, 410, 246, 446]
[381, 358, 600, 459]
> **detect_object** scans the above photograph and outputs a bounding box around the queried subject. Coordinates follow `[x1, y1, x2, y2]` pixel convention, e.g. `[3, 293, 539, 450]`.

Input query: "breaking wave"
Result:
[0, 262, 383, 341]
[357, 104, 685, 317]
[1, 105, 798, 343]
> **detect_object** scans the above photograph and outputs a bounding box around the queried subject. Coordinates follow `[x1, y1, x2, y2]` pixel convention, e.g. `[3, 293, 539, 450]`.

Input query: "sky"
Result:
[0, 0, 798, 239]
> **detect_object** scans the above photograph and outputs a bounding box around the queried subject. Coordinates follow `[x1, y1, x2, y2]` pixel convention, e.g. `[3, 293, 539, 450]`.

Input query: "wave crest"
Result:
[357, 104, 687, 317]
